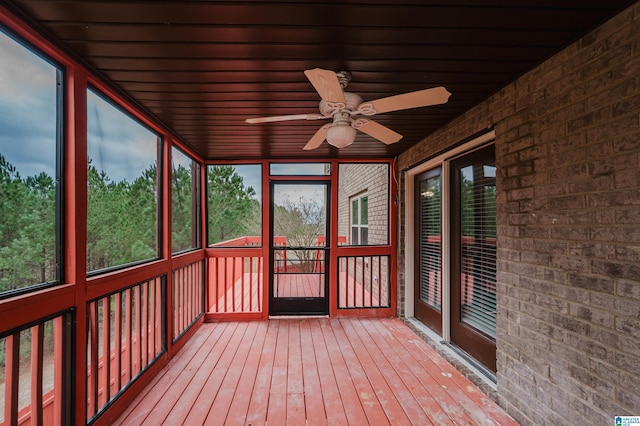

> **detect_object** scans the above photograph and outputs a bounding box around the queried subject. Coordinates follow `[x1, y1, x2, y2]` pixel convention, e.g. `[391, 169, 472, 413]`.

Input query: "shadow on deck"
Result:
[114, 317, 517, 425]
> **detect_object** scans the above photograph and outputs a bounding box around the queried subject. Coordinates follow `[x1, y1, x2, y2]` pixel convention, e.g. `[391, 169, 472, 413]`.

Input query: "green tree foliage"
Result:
[273, 197, 325, 272]
[172, 162, 197, 253]
[1, 155, 266, 293]
[86, 160, 158, 272]
[0, 154, 56, 292]
[460, 164, 496, 239]
[207, 165, 260, 245]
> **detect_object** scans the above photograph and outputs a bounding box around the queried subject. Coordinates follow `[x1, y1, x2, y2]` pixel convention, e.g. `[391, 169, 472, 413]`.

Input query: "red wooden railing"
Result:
[338, 255, 390, 308]
[1, 312, 71, 426]
[208, 255, 263, 313]
[86, 276, 165, 422]
[206, 236, 269, 315]
[172, 260, 204, 341]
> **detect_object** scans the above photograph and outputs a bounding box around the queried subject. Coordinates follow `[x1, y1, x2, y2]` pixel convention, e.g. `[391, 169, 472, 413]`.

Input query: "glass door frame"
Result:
[450, 144, 497, 372]
[414, 166, 443, 333]
[268, 180, 331, 316]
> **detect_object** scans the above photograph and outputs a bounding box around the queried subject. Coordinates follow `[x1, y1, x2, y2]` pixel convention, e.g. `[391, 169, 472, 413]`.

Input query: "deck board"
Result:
[223, 321, 269, 425]
[112, 323, 223, 425]
[114, 318, 519, 426]
[244, 321, 278, 425]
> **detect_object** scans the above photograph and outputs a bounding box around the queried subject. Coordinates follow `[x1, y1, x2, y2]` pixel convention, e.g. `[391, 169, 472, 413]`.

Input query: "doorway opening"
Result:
[269, 182, 330, 316]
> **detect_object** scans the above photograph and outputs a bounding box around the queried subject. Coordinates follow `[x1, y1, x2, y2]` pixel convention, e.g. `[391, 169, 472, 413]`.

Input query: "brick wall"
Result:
[338, 163, 389, 245]
[397, 3, 640, 425]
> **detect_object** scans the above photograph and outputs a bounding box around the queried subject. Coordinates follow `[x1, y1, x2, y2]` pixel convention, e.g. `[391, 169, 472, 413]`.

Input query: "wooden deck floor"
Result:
[114, 318, 518, 425]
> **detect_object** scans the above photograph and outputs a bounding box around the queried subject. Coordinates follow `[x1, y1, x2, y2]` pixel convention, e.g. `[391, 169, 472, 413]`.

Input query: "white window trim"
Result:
[350, 193, 368, 245]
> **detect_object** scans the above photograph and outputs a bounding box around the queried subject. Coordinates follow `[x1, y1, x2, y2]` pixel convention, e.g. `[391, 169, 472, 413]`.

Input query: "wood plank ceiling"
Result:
[6, 1, 635, 160]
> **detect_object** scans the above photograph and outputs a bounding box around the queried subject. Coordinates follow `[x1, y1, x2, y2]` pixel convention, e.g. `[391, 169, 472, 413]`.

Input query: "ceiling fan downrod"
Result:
[336, 71, 351, 89]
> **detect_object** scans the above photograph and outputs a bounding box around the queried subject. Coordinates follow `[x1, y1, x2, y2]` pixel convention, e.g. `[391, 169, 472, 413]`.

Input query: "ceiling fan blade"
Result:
[303, 123, 331, 150]
[245, 113, 326, 124]
[361, 86, 451, 115]
[304, 68, 346, 104]
[354, 119, 403, 145]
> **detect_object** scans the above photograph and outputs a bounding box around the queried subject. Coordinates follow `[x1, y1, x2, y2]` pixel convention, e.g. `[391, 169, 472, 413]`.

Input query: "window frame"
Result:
[86, 87, 163, 276]
[0, 25, 64, 299]
[171, 145, 201, 255]
[206, 163, 263, 248]
[350, 193, 369, 246]
[404, 128, 496, 346]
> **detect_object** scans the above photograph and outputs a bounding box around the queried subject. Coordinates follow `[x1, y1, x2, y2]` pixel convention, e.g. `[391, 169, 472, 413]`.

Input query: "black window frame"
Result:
[171, 145, 201, 255]
[0, 25, 64, 300]
[86, 87, 163, 277]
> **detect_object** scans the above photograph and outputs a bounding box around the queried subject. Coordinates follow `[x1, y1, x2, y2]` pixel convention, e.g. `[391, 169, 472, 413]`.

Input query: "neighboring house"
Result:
[338, 163, 390, 246]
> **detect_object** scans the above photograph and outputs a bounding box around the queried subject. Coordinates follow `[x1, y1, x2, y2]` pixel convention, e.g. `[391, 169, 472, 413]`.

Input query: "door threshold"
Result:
[268, 315, 329, 320]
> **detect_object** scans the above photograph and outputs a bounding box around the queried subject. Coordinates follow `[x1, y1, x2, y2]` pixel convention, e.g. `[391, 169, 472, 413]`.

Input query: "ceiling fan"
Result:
[245, 68, 451, 150]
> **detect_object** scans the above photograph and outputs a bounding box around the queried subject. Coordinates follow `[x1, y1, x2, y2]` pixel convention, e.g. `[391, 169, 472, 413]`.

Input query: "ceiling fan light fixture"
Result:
[326, 124, 356, 148]
[246, 68, 451, 150]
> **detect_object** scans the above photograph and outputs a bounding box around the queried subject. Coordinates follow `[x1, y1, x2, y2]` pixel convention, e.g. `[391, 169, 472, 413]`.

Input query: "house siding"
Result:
[397, 3, 640, 425]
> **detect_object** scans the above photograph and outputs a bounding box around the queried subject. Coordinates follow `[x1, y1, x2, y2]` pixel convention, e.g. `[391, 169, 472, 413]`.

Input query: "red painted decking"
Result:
[114, 318, 517, 425]
[274, 273, 325, 298]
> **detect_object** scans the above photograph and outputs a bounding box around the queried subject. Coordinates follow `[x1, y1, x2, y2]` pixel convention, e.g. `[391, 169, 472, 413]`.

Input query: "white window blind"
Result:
[459, 162, 497, 338]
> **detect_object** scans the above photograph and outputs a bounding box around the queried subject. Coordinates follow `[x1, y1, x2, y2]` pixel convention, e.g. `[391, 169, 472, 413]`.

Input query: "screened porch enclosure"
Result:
[1, 154, 396, 425]
[206, 238, 392, 315]
[205, 162, 394, 318]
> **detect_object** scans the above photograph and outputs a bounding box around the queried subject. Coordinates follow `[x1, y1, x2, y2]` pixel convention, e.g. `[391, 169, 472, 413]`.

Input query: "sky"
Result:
[272, 183, 326, 207]
[0, 28, 160, 184]
[87, 90, 158, 183]
[216, 164, 330, 206]
[1, 27, 341, 206]
[0, 30, 58, 179]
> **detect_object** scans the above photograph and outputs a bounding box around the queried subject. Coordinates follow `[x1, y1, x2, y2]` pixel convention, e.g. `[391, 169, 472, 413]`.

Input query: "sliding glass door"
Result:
[414, 167, 443, 333]
[450, 145, 497, 372]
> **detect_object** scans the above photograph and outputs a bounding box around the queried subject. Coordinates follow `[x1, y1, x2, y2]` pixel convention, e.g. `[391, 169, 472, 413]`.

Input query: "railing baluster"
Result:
[352, 257, 356, 307]
[53, 316, 64, 423]
[241, 257, 246, 311]
[101, 297, 111, 404]
[141, 283, 148, 368]
[89, 302, 99, 416]
[134, 285, 141, 376]
[114, 292, 122, 393]
[4, 333, 19, 425]
[176, 269, 181, 334]
[157, 278, 163, 353]
[186, 267, 191, 327]
[377, 257, 382, 305]
[30, 323, 45, 426]
[125, 288, 132, 383]
[187, 266, 192, 328]
[249, 257, 254, 312]
[147, 281, 154, 362]
[222, 258, 228, 312]
[231, 257, 236, 312]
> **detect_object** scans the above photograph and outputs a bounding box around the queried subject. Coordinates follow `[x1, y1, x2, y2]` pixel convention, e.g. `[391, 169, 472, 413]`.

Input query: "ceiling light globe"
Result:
[326, 125, 356, 148]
